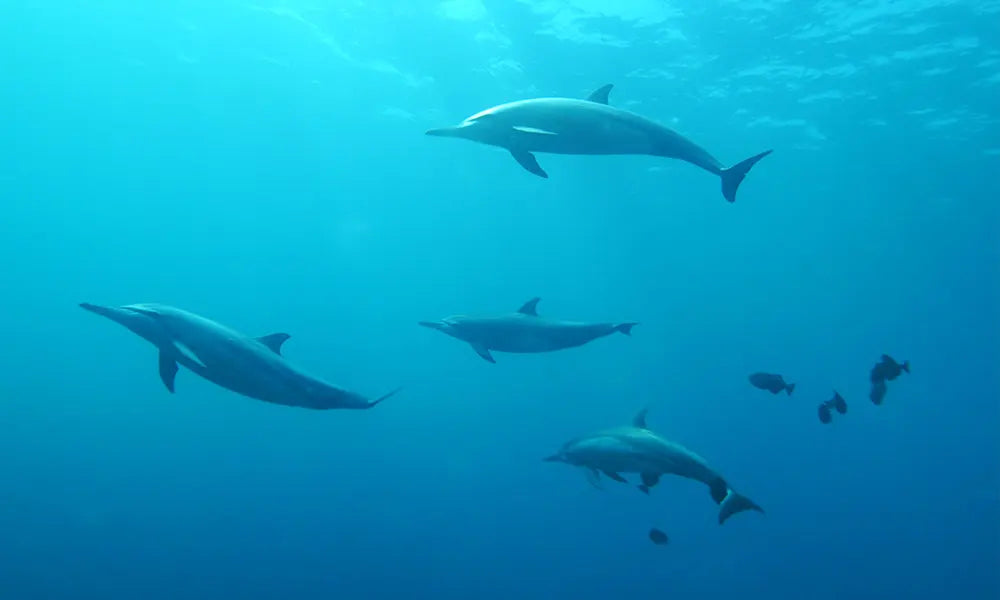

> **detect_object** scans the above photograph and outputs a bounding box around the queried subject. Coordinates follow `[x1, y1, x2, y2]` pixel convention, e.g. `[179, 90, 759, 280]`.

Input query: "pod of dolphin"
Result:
[82, 84, 909, 545]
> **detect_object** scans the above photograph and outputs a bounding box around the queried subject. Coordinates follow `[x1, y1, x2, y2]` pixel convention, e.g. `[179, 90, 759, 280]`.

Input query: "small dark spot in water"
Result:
[748, 372, 794, 395]
[832, 393, 847, 414]
[818, 403, 832, 424]
[648, 528, 669, 545]
[870, 380, 887, 405]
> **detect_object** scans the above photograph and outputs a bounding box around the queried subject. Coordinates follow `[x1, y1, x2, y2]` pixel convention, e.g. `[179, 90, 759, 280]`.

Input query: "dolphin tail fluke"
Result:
[720, 150, 772, 203]
[718, 489, 764, 525]
[615, 322, 638, 336]
[786, 382, 796, 396]
[902, 360, 910, 374]
[367, 387, 402, 409]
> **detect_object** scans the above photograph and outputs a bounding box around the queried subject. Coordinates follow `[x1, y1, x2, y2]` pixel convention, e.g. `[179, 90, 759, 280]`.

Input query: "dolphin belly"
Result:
[181, 353, 300, 405]
[569, 437, 666, 474]
[483, 322, 612, 353]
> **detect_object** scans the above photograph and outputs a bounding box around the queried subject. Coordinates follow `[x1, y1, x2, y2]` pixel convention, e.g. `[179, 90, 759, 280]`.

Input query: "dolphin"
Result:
[544, 408, 764, 525]
[418, 297, 636, 363]
[80, 302, 399, 410]
[426, 83, 772, 203]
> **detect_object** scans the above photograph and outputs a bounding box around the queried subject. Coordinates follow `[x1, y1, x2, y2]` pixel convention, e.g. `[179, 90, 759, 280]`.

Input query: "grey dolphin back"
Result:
[578, 81, 773, 203]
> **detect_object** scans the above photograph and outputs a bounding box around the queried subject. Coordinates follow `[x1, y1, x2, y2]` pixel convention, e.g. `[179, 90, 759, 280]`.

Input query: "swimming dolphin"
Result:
[418, 297, 636, 363]
[80, 302, 399, 410]
[544, 408, 764, 525]
[425, 84, 772, 203]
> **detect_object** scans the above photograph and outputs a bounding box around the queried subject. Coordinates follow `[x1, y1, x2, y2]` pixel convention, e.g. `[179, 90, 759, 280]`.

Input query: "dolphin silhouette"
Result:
[419, 297, 636, 363]
[426, 84, 772, 203]
[80, 302, 399, 410]
[544, 408, 764, 525]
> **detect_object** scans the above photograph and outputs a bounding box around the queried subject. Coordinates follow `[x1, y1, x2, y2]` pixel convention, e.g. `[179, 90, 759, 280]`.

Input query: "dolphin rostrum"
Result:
[419, 297, 636, 363]
[544, 408, 764, 525]
[80, 302, 400, 410]
[426, 84, 772, 203]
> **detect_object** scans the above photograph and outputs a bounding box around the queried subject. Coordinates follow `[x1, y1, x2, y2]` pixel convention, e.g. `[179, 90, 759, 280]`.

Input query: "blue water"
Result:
[2, 1, 998, 598]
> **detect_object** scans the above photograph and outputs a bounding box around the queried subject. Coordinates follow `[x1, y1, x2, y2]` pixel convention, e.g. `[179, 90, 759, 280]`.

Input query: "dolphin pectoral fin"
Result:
[256, 333, 291, 355]
[641, 472, 661, 490]
[586, 83, 613, 104]
[603, 470, 628, 483]
[720, 149, 773, 203]
[172, 341, 207, 369]
[584, 468, 604, 490]
[517, 297, 541, 316]
[158, 351, 178, 393]
[510, 150, 548, 178]
[470, 342, 496, 363]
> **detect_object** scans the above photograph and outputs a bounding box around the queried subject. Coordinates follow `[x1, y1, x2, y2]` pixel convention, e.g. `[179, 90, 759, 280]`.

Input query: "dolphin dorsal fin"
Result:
[632, 408, 650, 429]
[586, 84, 613, 105]
[518, 297, 541, 316]
[257, 333, 291, 355]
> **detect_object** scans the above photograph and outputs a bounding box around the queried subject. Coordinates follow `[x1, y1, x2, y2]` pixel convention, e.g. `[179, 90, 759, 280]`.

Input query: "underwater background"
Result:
[2, 1, 998, 598]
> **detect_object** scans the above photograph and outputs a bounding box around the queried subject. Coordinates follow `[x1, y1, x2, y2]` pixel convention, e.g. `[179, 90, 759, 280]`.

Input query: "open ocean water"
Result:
[2, 1, 998, 599]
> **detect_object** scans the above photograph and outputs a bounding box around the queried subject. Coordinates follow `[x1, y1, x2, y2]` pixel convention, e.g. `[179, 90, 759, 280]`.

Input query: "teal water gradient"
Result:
[1, 2, 997, 599]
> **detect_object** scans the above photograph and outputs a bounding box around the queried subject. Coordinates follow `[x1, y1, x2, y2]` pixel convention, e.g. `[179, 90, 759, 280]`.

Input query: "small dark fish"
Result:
[871, 354, 910, 383]
[831, 392, 847, 414]
[817, 403, 832, 424]
[748, 372, 796, 395]
[870, 363, 885, 384]
[648, 528, 669, 545]
[870, 380, 887, 405]
[879, 354, 910, 381]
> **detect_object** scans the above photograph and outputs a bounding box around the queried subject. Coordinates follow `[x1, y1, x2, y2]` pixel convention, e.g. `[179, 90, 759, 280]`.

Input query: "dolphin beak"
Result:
[425, 126, 464, 138]
[418, 320, 447, 332]
[543, 454, 562, 462]
[80, 302, 113, 317]
[79, 302, 139, 322]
